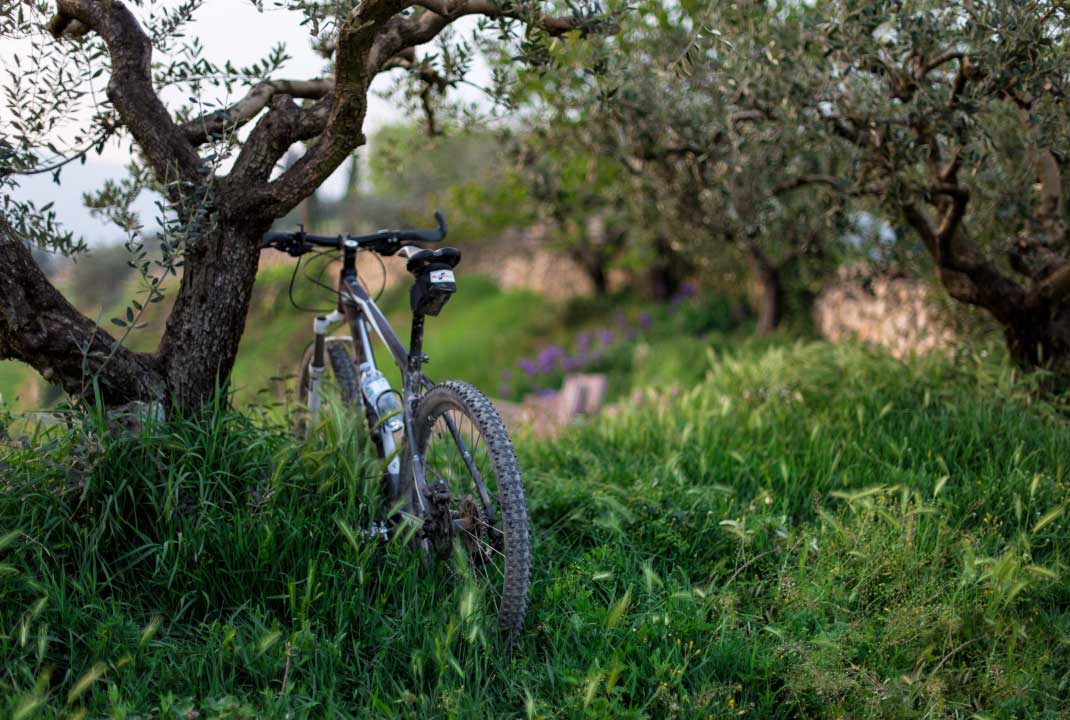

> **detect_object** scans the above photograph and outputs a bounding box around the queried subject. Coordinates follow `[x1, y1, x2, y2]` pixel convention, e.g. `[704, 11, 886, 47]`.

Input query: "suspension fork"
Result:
[307, 310, 344, 431]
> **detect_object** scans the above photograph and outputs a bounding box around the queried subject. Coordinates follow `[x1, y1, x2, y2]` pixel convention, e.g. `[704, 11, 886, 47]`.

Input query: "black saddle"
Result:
[406, 246, 462, 275]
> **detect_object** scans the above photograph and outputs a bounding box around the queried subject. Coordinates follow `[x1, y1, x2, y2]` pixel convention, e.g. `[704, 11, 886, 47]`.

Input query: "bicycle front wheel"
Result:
[404, 380, 532, 638]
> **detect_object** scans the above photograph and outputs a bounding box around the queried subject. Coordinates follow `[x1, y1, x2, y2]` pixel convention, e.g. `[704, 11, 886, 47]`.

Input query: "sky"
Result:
[1, 2, 463, 244]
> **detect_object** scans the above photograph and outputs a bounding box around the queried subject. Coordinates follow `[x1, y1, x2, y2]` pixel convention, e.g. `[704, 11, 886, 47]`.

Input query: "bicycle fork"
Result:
[305, 311, 341, 431]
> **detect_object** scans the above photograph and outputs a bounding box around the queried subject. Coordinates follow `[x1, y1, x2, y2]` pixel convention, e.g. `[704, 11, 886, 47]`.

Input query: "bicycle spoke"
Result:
[421, 402, 511, 618]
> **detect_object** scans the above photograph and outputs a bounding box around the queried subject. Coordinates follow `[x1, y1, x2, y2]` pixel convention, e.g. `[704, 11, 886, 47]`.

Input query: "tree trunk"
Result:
[588, 263, 609, 295]
[1003, 304, 1070, 375]
[345, 152, 361, 200]
[156, 219, 271, 411]
[747, 246, 784, 335]
[646, 235, 684, 301]
[568, 250, 609, 295]
[2, 209, 277, 413]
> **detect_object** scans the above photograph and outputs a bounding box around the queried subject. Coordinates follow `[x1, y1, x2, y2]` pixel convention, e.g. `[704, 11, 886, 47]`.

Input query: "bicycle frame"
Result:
[303, 240, 479, 522]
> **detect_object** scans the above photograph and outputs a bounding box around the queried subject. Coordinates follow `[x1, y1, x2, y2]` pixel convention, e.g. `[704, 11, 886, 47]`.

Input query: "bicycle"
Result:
[261, 212, 531, 638]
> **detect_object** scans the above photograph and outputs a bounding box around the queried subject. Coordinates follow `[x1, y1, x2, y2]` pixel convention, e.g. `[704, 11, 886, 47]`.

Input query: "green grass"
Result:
[0, 360, 30, 407]
[2, 342, 1069, 718]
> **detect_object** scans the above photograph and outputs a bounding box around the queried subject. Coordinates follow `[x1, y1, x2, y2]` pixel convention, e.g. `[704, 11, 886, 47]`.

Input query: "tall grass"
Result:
[2, 341, 1068, 718]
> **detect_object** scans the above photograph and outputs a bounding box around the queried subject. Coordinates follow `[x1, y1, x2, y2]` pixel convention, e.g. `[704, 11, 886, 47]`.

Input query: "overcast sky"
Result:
[1, 2, 475, 245]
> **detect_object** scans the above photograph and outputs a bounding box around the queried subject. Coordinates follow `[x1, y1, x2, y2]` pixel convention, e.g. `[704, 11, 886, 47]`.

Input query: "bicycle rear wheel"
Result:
[404, 380, 531, 638]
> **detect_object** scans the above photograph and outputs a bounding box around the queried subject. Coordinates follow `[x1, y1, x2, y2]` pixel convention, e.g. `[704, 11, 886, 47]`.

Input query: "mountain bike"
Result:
[261, 212, 530, 637]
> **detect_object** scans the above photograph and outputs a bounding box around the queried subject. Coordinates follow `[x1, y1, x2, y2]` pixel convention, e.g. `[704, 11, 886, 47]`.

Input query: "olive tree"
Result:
[506, 124, 631, 295]
[505, 0, 847, 329]
[0, 0, 598, 411]
[810, 0, 1070, 369]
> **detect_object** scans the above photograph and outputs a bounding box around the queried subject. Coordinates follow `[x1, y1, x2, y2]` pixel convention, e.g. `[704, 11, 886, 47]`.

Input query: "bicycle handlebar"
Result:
[261, 210, 448, 256]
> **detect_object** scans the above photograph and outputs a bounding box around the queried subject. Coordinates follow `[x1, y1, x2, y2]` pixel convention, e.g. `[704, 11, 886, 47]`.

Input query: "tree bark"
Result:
[156, 218, 271, 411]
[587, 262, 610, 296]
[0, 212, 271, 412]
[568, 249, 610, 295]
[646, 235, 685, 301]
[747, 246, 784, 335]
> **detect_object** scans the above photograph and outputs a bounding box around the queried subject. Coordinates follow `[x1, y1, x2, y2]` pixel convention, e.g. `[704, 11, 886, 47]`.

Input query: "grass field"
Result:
[2, 341, 1068, 718]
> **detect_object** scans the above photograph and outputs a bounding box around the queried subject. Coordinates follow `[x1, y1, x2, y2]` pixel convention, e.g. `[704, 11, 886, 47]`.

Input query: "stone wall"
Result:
[465, 226, 624, 300]
[813, 274, 955, 359]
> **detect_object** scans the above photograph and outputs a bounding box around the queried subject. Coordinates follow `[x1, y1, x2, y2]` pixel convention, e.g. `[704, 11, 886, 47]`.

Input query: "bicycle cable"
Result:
[286, 248, 337, 313]
[284, 242, 390, 312]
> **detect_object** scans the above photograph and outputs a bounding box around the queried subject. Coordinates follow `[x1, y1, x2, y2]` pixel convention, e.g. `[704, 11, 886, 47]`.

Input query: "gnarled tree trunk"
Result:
[156, 218, 272, 410]
[1003, 305, 1070, 372]
[747, 247, 784, 336]
[646, 235, 686, 301]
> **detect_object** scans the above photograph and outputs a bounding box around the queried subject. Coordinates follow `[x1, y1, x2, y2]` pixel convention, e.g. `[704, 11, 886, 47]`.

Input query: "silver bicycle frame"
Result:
[340, 276, 431, 514]
[305, 253, 482, 526]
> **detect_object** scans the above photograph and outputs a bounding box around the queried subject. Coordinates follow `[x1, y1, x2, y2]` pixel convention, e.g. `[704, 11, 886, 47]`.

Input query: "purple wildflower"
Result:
[537, 345, 566, 373]
[575, 331, 591, 355]
[500, 368, 512, 380]
[517, 358, 537, 378]
[679, 282, 698, 298]
[639, 311, 652, 331]
[497, 382, 511, 398]
[597, 328, 614, 346]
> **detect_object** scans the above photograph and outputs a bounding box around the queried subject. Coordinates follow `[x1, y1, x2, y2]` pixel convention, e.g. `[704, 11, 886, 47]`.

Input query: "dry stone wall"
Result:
[814, 274, 955, 359]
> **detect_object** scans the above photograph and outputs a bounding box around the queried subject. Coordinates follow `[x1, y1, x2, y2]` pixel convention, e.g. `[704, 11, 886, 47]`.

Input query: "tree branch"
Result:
[902, 202, 1026, 323]
[773, 174, 840, 195]
[0, 216, 165, 405]
[51, 0, 205, 189]
[227, 94, 333, 187]
[368, 0, 598, 76]
[931, 182, 969, 261]
[378, 47, 447, 136]
[1028, 262, 1070, 307]
[181, 78, 332, 146]
[922, 48, 964, 77]
[236, 0, 597, 218]
[1032, 147, 1066, 249]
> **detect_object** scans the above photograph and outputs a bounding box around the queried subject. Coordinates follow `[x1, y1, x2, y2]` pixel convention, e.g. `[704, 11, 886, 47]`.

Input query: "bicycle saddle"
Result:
[406, 246, 461, 275]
